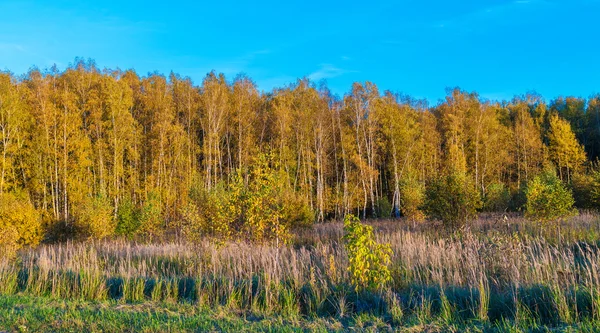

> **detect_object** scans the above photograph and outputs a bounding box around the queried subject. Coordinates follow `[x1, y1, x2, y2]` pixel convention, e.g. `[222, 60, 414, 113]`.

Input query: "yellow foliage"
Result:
[242, 157, 288, 245]
[525, 170, 576, 223]
[343, 214, 392, 291]
[399, 178, 426, 222]
[180, 187, 234, 242]
[547, 114, 586, 180]
[74, 195, 115, 239]
[181, 154, 294, 245]
[0, 225, 19, 259]
[0, 192, 43, 246]
[138, 191, 164, 240]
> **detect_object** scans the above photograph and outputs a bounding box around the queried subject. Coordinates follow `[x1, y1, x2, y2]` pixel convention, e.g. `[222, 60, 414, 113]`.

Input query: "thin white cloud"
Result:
[308, 64, 356, 81]
[165, 48, 275, 83]
[256, 75, 297, 92]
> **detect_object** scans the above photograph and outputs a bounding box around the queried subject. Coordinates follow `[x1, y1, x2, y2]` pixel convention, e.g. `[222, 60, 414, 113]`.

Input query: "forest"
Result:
[5, 59, 600, 331]
[0, 58, 597, 246]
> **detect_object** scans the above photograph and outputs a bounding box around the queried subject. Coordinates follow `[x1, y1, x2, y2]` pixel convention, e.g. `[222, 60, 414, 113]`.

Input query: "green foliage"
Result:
[241, 156, 288, 244]
[423, 172, 481, 227]
[399, 178, 425, 221]
[0, 192, 43, 246]
[590, 169, 600, 210]
[74, 195, 115, 239]
[343, 214, 392, 291]
[525, 170, 576, 222]
[508, 182, 528, 212]
[181, 154, 302, 245]
[138, 191, 164, 239]
[483, 182, 511, 212]
[375, 197, 392, 219]
[280, 190, 314, 229]
[571, 172, 594, 209]
[115, 197, 140, 238]
[180, 183, 234, 242]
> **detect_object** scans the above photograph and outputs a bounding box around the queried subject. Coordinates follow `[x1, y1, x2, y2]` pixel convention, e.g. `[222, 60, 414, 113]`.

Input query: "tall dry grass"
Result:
[2, 213, 600, 326]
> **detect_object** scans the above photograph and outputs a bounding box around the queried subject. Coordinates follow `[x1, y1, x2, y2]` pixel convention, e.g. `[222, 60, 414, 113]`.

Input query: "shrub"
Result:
[571, 172, 594, 209]
[375, 197, 393, 219]
[423, 172, 481, 228]
[180, 184, 235, 242]
[181, 154, 298, 245]
[399, 178, 425, 221]
[138, 191, 164, 239]
[483, 182, 511, 212]
[509, 182, 528, 212]
[0, 225, 19, 259]
[343, 214, 392, 291]
[0, 192, 43, 246]
[241, 156, 289, 245]
[74, 195, 115, 239]
[180, 202, 204, 242]
[590, 169, 600, 210]
[115, 196, 140, 238]
[281, 190, 314, 228]
[525, 170, 576, 222]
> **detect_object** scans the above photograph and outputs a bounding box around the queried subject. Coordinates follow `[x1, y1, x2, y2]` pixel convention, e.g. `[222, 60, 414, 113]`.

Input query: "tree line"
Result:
[1, 59, 599, 244]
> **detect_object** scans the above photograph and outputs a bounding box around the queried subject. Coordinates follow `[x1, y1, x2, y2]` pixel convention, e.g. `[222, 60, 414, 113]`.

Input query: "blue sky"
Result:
[0, 0, 598, 103]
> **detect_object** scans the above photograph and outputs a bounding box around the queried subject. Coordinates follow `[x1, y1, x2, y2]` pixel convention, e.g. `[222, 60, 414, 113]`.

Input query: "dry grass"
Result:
[3, 213, 600, 328]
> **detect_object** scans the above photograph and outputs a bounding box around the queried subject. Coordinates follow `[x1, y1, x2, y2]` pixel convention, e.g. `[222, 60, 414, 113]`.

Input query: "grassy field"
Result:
[3, 213, 600, 332]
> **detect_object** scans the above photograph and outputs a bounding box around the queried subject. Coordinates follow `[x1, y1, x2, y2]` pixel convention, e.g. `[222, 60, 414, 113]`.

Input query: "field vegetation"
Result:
[3, 60, 600, 331]
[2, 213, 600, 332]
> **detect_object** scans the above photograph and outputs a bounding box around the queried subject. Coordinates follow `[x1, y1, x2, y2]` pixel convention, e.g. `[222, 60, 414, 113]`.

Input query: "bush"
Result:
[423, 172, 481, 228]
[590, 170, 600, 210]
[343, 214, 392, 291]
[483, 183, 511, 212]
[571, 172, 594, 209]
[115, 197, 140, 238]
[0, 225, 19, 259]
[180, 201, 204, 242]
[281, 190, 315, 228]
[74, 195, 115, 239]
[399, 178, 425, 221]
[525, 170, 576, 222]
[180, 184, 235, 242]
[375, 197, 392, 219]
[240, 156, 289, 245]
[0, 192, 43, 246]
[181, 154, 300, 245]
[138, 191, 164, 239]
[509, 182, 528, 212]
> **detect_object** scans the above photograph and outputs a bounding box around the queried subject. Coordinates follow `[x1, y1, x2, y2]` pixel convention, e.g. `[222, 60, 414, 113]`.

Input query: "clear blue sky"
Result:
[1, 0, 598, 103]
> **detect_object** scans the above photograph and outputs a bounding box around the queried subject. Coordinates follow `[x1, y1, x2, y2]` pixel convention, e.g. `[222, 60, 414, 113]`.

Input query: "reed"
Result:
[2, 214, 600, 329]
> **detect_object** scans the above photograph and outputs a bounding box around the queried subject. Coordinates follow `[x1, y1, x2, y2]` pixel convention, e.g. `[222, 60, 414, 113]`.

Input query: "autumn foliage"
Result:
[343, 214, 392, 291]
[423, 172, 481, 227]
[0, 59, 599, 243]
[525, 170, 576, 223]
[0, 193, 43, 246]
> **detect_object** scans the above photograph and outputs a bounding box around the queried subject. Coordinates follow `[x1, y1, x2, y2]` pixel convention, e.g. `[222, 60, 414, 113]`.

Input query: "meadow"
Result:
[2, 213, 600, 332]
